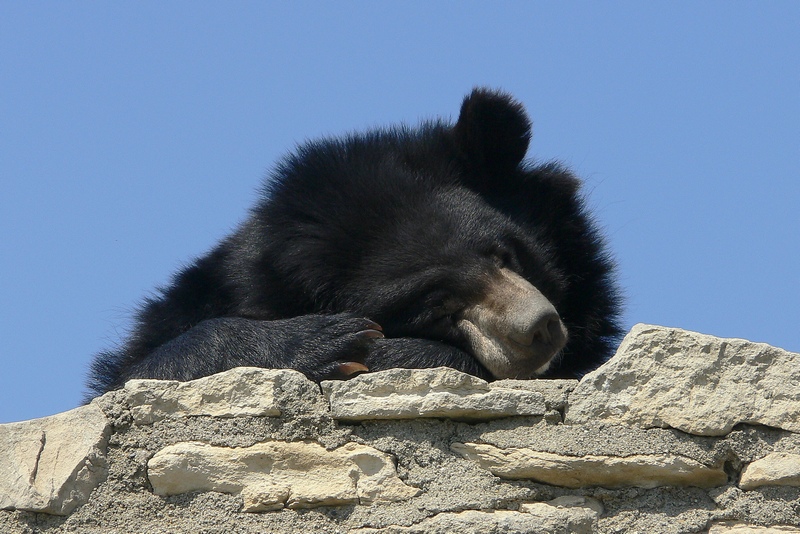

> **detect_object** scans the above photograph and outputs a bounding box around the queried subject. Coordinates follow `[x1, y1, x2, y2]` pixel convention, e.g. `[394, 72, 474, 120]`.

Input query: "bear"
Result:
[85, 88, 622, 399]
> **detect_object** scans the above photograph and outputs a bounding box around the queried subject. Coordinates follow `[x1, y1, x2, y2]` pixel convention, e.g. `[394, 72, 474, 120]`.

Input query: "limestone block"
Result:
[740, 452, 800, 490]
[709, 522, 800, 533]
[147, 439, 419, 511]
[124, 367, 317, 424]
[0, 403, 110, 515]
[351, 504, 597, 534]
[452, 442, 726, 488]
[565, 324, 800, 436]
[521, 497, 599, 530]
[322, 367, 547, 421]
[492, 378, 578, 412]
[526, 495, 604, 516]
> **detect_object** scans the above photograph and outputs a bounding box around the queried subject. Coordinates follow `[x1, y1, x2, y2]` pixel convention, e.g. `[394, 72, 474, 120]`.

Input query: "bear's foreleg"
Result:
[117, 314, 381, 384]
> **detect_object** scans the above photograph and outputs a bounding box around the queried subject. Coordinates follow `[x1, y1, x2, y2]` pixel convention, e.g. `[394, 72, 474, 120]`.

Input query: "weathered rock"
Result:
[493, 378, 578, 413]
[0, 403, 110, 515]
[124, 367, 318, 424]
[322, 367, 547, 421]
[452, 442, 726, 488]
[521, 497, 600, 531]
[147, 439, 419, 511]
[475, 420, 720, 465]
[527, 495, 604, 516]
[5, 326, 800, 532]
[740, 453, 800, 490]
[709, 522, 800, 533]
[351, 502, 598, 534]
[565, 324, 800, 436]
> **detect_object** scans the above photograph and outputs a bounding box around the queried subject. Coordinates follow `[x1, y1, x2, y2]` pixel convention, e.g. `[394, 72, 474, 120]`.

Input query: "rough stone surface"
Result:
[351, 504, 597, 534]
[524, 495, 604, 516]
[486, 378, 577, 411]
[322, 367, 547, 421]
[0, 403, 110, 515]
[471, 419, 723, 465]
[452, 442, 727, 488]
[709, 523, 800, 533]
[740, 453, 800, 490]
[3, 326, 800, 533]
[147, 439, 419, 511]
[124, 367, 313, 424]
[565, 324, 800, 436]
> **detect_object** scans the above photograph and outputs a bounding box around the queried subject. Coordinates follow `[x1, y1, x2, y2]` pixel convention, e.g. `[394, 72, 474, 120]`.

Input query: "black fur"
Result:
[86, 88, 622, 398]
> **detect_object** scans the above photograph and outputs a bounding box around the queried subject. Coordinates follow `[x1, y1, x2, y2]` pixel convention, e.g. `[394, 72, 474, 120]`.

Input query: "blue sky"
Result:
[1, 2, 798, 423]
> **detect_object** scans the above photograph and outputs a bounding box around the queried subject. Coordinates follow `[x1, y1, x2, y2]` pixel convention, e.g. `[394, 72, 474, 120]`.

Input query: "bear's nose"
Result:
[530, 312, 568, 350]
[510, 310, 567, 352]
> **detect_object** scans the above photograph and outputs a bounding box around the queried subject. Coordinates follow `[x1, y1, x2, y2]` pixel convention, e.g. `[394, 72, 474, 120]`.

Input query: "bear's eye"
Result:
[427, 292, 461, 320]
[489, 246, 517, 269]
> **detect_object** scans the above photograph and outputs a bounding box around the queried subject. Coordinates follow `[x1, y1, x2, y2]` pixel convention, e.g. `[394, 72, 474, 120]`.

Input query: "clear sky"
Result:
[1, 2, 798, 423]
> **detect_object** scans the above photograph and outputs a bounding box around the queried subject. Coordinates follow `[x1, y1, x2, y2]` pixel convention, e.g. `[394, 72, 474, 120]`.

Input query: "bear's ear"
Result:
[453, 88, 532, 174]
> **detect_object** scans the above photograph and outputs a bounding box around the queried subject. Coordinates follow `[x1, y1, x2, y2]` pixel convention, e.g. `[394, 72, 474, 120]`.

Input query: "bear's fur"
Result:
[86, 88, 622, 398]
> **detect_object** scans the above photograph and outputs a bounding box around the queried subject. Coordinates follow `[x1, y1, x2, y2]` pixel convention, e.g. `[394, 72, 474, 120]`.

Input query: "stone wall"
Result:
[2, 324, 800, 533]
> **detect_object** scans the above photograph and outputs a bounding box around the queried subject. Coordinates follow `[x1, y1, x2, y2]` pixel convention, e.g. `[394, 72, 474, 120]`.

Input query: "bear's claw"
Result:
[356, 328, 384, 340]
[337, 361, 370, 377]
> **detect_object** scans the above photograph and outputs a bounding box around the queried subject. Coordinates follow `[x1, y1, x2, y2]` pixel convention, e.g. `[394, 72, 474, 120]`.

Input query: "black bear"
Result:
[86, 88, 622, 398]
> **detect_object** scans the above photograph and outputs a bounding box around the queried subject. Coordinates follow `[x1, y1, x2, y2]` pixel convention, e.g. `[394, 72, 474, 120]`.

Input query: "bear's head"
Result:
[258, 89, 589, 379]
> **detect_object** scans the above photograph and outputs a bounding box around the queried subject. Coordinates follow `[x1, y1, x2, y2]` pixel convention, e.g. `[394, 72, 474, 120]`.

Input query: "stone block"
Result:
[322, 367, 547, 421]
[740, 452, 800, 490]
[492, 378, 578, 412]
[351, 504, 597, 534]
[124, 367, 317, 424]
[565, 324, 800, 436]
[452, 442, 726, 488]
[529, 495, 604, 516]
[709, 522, 800, 533]
[147, 439, 419, 511]
[0, 403, 110, 515]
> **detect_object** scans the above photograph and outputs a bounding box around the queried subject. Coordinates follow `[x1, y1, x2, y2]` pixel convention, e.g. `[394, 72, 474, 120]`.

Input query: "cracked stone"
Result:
[452, 442, 726, 488]
[322, 367, 547, 421]
[147, 439, 419, 511]
[123, 367, 319, 424]
[565, 324, 800, 436]
[0, 403, 110, 515]
[351, 502, 598, 534]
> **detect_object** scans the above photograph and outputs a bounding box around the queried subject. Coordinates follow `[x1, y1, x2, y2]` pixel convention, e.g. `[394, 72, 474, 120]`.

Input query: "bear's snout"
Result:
[457, 267, 568, 379]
